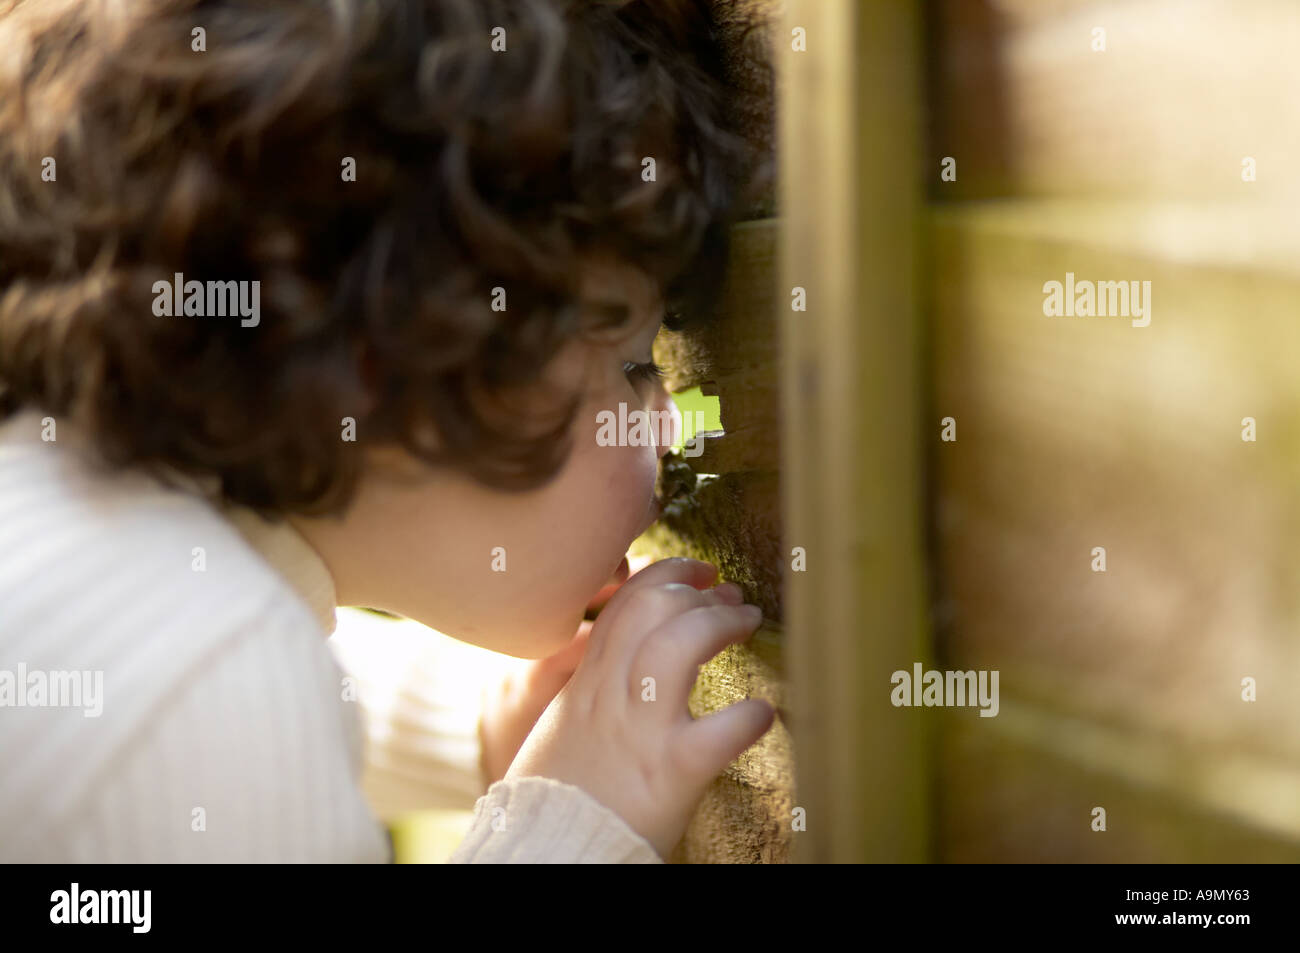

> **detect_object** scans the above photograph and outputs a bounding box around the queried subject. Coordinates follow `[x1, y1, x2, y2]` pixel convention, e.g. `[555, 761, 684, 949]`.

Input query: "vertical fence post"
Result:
[779, 0, 931, 863]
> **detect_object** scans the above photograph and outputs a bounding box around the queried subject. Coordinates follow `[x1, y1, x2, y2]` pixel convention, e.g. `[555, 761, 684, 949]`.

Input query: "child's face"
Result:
[290, 263, 680, 658]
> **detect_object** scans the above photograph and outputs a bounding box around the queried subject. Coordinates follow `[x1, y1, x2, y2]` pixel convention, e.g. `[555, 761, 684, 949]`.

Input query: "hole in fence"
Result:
[669, 385, 722, 451]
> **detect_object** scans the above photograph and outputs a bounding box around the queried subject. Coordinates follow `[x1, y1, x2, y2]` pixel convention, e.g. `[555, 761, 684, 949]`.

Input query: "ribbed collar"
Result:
[221, 506, 340, 638]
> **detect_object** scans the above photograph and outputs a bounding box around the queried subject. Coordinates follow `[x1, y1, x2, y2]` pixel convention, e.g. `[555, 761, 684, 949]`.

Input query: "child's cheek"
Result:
[585, 434, 651, 539]
[585, 388, 663, 537]
[616, 439, 662, 536]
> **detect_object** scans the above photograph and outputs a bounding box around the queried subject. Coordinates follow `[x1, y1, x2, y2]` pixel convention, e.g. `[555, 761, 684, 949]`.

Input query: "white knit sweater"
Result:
[0, 409, 661, 863]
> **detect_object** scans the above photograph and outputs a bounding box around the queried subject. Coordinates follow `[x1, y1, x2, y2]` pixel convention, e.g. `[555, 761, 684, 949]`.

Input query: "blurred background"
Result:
[921, 0, 1300, 861]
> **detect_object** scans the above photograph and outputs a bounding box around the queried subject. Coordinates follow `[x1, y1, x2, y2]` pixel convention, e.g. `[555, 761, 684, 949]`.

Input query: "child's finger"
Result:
[586, 553, 710, 617]
[633, 603, 764, 712]
[591, 557, 718, 636]
[590, 579, 723, 673]
[599, 581, 747, 679]
[675, 698, 776, 788]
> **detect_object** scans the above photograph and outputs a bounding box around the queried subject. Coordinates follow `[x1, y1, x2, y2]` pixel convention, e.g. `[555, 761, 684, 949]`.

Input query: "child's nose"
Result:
[652, 387, 681, 459]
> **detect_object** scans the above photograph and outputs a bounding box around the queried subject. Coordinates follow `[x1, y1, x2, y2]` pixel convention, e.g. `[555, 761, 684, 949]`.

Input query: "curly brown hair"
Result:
[0, 0, 772, 513]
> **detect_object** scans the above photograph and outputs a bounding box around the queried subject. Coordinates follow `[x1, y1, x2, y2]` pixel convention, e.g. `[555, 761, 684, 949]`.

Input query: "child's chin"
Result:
[499, 617, 582, 660]
[588, 554, 630, 609]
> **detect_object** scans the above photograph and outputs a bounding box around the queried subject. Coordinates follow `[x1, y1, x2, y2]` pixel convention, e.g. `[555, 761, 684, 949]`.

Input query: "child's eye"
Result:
[623, 360, 665, 385]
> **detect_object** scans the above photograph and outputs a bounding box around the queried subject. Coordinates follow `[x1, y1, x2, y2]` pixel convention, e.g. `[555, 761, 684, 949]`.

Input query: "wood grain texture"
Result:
[712, 0, 780, 218]
[779, 0, 930, 862]
[926, 0, 1300, 202]
[672, 620, 791, 863]
[621, 0, 788, 865]
[938, 703, 1300, 862]
[928, 199, 1300, 858]
[632, 217, 788, 862]
[654, 218, 780, 477]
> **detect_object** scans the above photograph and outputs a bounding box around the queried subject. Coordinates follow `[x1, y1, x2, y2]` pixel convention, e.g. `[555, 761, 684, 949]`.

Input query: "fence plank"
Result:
[929, 200, 1300, 857]
[926, 0, 1300, 201]
[780, 0, 930, 862]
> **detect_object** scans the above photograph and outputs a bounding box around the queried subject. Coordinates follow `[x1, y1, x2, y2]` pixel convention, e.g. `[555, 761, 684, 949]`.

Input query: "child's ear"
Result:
[576, 251, 661, 342]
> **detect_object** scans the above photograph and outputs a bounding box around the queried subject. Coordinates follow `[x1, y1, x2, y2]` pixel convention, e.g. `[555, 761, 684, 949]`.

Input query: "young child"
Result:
[0, 0, 774, 862]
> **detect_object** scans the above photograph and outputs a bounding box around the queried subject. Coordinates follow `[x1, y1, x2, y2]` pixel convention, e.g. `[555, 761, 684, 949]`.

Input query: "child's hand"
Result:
[477, 553, 650, 789]
[502, 557, 775, 859]
[477, 623, 592, 790]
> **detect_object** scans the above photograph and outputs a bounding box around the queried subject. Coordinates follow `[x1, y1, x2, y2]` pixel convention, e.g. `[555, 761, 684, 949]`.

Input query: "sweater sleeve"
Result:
[447, 776, 664, 863]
